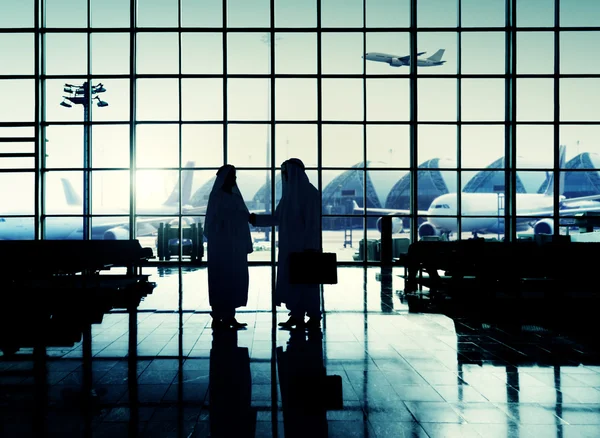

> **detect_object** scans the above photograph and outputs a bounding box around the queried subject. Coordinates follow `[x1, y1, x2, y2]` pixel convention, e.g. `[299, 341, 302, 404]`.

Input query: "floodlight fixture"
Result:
[57, 81, 109, 241]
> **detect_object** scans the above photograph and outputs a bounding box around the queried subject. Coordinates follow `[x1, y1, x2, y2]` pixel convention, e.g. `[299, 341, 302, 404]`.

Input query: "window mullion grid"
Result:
[36, 0, 44, 240]
[362, 0, 367, 263]
[553, 0, 561, 235]
[129, 0, 137, 239]
[503, 0, 517, 241]
[457, 0, 462, 238]
[177, 0, 183, 258]
[409, 0, 418, 243]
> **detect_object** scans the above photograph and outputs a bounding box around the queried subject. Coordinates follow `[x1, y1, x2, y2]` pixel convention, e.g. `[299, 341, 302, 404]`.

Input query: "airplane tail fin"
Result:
[543, 144, 566, 196]
[163, 161, 195, 206]
[61, 178, 82, 206]
[427, 49, 445, 62]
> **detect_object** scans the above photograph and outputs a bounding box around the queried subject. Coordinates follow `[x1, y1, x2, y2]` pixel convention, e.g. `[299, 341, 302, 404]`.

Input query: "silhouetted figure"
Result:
[250, 159, 321, 329]
[209, 329, 256, 437]
[204, 165, 253, 329]
[277, 329, 329, 438]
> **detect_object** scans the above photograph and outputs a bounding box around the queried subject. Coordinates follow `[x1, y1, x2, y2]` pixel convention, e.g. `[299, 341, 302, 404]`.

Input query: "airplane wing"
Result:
[517, 204, 600, 218]
[398, 51, 426, 60]
[351, 200, 429, 216]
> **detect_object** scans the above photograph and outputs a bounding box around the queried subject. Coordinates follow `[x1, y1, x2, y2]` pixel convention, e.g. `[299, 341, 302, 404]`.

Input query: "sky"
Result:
[1, 0, 600, 218]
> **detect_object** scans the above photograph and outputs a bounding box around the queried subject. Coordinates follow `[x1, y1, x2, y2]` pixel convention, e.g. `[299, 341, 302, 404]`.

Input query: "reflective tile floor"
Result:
[1, 266, 600, 437]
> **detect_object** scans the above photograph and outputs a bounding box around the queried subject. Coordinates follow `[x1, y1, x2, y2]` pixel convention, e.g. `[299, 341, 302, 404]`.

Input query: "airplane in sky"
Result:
[0, 162, 207, 240]
[354, 146, 600, 238]
[364, 49, 446, 67]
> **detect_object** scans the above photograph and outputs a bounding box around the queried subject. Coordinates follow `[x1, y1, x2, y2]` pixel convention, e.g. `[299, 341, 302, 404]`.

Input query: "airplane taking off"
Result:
[0, 162, 207, 240]
[355, 146, 600, 238]
[364, 49, 446, 67]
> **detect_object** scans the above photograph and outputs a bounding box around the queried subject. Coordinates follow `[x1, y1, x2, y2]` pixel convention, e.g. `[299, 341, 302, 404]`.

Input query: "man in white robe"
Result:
[251, 159, 322, 329]
[204, 165, 253, 329]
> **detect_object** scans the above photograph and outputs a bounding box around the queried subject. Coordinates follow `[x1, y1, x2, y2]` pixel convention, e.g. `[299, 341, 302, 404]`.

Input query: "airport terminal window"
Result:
[91, 34, 130, 75]
[90, 80, 130, 122]
[0, 80, 34, 123]
[560, 79, 600, 122]
[45, 125, 85, 169]
[461, 0, 505, 28]
[417, 33, 457, 75]
[136, 33, 179, 75]
[517, 0, 554, 27]
[516, 126, 554, 169]
[561, 32, 600, 75]
[45, 34, 87, 76]
[275, 79, 318, 121]
[461, 79, 505, 122]
[181, 33, 223, 74]
[137, 0, 179, 27]
[461, 125, 505, 169]
[136, 124, 180, 168]
[91, 125, 131, 169]
[516, 79, 554, 122]
[227, 124, 272, 168]
[321, 79, 364, 121]
[182, 125, 224, 168]
[91, 0, 130, 27]
[418, 125, 457, 166]
[461, 32, 505, 75]
[517, 32, 554, 75]
[365, 33, 410, 76]
[91, 170, 130, 214]
[275, 33, 317, 74]
[366, 0, 410, 28]
[0, 0, 599, 268]
[418, 79, 457, 121]
[418, 0, 458, 27]
[366, 125, 410, 168]
[136, 79, 180, 121]
[0, 34, 34, 76]
[181, 79, 223, 121]
[275, 124, 318, 167]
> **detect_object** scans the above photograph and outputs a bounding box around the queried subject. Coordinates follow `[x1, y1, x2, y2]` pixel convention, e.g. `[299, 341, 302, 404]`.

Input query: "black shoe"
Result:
[211, 319, 224, 329]
[279, 317, 304, 330]
[223, 318, 247, 330]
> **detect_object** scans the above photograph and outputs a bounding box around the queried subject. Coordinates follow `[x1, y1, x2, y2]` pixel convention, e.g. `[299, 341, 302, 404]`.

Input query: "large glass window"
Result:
[0, 0, 596, 269]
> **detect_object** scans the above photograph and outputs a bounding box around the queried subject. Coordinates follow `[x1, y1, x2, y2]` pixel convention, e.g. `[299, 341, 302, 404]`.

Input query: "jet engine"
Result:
[103, 227, 129, 240]
[376, 216, 403, 234]
[389, 58, 405, 67]
[533, 219, 553, 235]
[418, 221, 441, 238]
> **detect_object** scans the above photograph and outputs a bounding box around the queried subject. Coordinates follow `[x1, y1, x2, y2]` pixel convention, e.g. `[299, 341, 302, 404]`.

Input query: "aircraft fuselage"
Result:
[364, 52, 445, 67]
[425, 192, 557, 234]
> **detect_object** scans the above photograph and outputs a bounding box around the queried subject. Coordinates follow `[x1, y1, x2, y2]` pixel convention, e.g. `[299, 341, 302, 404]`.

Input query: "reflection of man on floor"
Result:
[277, 329, 329, 438]
[209, 329, 256, 437]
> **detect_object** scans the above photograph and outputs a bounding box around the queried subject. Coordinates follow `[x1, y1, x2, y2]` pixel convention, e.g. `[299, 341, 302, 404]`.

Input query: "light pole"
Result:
[60, 82, 108, 240]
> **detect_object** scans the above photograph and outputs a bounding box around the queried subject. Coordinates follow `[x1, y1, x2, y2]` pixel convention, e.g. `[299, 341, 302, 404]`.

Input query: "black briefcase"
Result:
[289, 251, 338, 285]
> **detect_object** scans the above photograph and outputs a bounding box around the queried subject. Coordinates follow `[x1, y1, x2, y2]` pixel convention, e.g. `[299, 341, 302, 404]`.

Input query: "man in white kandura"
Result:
[250, 158, 322, 330]
[204, 165, 253, 329]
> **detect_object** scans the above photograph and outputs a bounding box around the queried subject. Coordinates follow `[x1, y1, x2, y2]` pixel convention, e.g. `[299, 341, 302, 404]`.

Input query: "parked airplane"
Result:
[0, 162, 206, 240]
[354, 146, 600, 238]
[364, 49, 446, 67]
